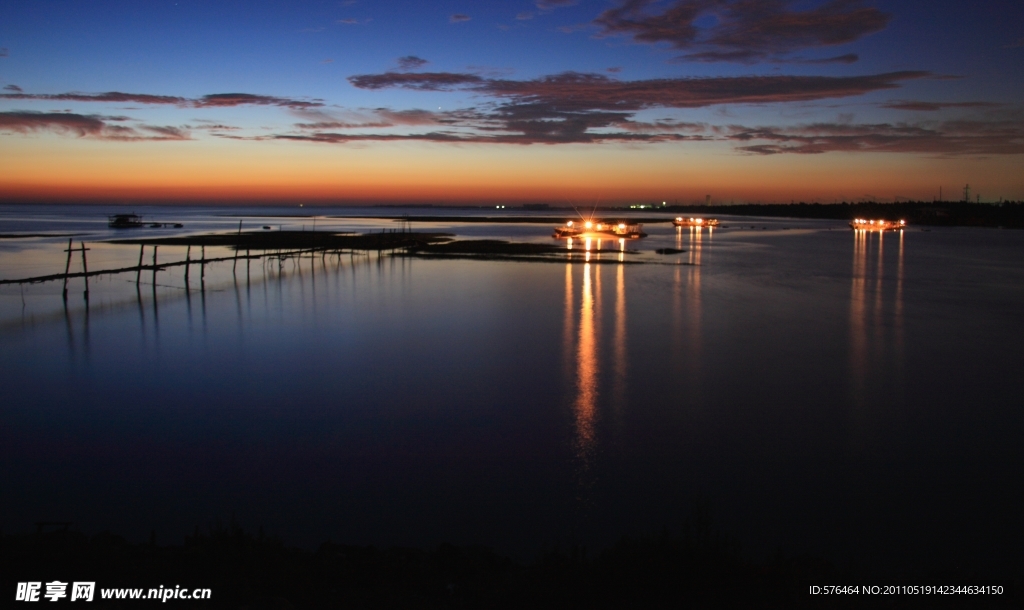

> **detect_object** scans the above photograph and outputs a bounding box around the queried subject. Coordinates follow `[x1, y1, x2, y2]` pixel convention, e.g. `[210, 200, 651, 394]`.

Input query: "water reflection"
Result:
[612, 263, 627, 415]
[849, 229, 906, 408]
[672, 227, 703, 379]
[572, 261, 598, 507]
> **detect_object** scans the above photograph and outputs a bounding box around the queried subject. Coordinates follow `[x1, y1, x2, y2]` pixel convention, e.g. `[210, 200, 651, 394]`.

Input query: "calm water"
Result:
[2, 205, 1022, 575]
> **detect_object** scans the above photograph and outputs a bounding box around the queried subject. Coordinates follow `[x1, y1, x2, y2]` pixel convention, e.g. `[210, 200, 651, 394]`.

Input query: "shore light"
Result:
[585, 221, 592, 229]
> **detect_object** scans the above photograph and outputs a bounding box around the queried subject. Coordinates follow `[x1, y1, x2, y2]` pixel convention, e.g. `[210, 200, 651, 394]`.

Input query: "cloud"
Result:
[881, 101, 1002, 111]
[140, 125, 190, 139]
[0, 48, 7, 57]
[192, 93, 322, 109]
[348, 71, 485, 90]
[728, 120, 1024, 156]
[0, 91, 187, 105]
[321, 58, 335, 64]
[450, 14, 471, 23]
[337, 18, 366, 25]
[332, 69, 928, 146]
[0, 90, 323, 109]
[797, 53, 859, 64]
[0, 111, 190, 141]
[273, 128, 693, 145]
[537, 0, 579, 9]
[594, 0, 890, 63]
[3, 84, 23, 92]
[396, 55, 429, 71]
[516, 12, 535, 20]
[350, 69, 927, 109]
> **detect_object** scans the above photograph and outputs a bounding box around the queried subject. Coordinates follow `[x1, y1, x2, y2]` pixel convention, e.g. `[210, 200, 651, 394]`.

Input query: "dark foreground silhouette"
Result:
[2, 519, 1017, 609]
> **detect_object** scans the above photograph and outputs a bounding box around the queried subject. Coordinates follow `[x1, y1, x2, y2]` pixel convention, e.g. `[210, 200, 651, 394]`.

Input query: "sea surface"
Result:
[1, 204, 1022, 575]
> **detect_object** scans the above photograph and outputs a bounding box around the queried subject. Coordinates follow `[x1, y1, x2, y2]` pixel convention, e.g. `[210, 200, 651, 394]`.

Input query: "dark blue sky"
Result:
[1, 1, 1022, 202]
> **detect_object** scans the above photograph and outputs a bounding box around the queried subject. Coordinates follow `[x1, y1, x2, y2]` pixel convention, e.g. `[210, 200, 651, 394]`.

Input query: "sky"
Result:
[1, 0, 1022, 205]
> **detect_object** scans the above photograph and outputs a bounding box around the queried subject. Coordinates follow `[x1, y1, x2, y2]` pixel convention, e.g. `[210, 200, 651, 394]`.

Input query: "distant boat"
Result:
[108, 214, 144, 228]
[673, 217, 719, 228]
[553, 219, 646, 239]
[850, 219, 906, 231]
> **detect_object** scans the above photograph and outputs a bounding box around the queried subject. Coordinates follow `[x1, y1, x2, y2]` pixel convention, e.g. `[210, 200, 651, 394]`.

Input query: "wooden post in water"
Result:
[233, 220, 242, 274]
[62, 239, 73, 302]
[152, 246, 158, 288]
[136, 245, 145, 285]
[79, 242, 90, 302]
[184, 245, 191, 286]
[200, 245, 206, 289]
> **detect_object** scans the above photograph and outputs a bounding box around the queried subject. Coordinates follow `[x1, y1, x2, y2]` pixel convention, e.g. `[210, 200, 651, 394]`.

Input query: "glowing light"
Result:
[618, 223, 625, 230]
[567, 221, 574, 227]
[585, 221, 592, 229]
[596, 223, 603, 230]
[675, 217, 683, 222]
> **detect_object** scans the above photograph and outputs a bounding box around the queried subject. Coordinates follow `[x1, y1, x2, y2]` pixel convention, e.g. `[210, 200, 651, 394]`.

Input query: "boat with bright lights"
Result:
[553, 220, 647, 239]
[672, 217, 719, 228]
[849, 218, 906, 231]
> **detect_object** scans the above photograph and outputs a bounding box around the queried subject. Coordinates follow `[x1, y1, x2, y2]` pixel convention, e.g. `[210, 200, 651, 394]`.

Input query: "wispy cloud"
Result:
[0, 111, 191, 141]
[276, 113, 1024, 154]
[536, 0, 579, 9]
[450, 14, 471, 23]
[881, 100, 1002, 112]
[396, 55, 429, 71]
[796, 53, 859, 65]
[0, 90, 323, 109]
[349, 72, 485, 90]
[594, 0, 890, 64]
[0, 48, 8, 58]
[337, 18, 369, 25]
[326, 69, 936, 146]
[516, 12, 535, 21]
[349, 69, 928, 108]
[728, 119, 1024, 156]
[3, 84, 23, 92]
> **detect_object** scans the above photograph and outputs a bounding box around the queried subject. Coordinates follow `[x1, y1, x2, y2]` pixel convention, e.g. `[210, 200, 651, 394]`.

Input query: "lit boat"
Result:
[108, 214, 144, 228]
[553, 220, 586, 238]
[553, 220, 646, 239]
[672, 217, 718, 227]
[849, 219, 906, 231]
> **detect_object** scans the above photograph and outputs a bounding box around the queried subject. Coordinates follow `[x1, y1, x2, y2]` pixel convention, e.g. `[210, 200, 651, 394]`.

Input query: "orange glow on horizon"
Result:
[1, 137, 1022, 203]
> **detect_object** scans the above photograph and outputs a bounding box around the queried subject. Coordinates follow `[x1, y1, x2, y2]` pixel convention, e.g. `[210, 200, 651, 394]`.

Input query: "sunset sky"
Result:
[1, 0, 1022, 204]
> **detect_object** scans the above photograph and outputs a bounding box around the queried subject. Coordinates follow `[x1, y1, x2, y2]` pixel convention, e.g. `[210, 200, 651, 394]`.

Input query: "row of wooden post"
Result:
[62, 239, 90, 303]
